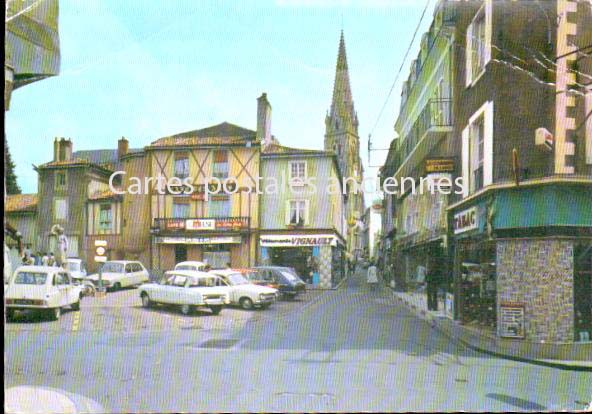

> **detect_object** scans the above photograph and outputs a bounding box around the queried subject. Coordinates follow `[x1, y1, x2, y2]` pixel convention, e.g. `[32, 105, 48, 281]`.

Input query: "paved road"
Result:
[5, 269, 592, 412]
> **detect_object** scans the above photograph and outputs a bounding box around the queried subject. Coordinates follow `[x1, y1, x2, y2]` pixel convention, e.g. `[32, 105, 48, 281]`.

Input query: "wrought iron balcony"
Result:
[392, 99, 453, 176]
[153, 216, 250, 233]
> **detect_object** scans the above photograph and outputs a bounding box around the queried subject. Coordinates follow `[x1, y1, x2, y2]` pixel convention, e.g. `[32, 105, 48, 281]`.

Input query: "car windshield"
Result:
[176, 264, 199, 271]
[101, 263, 124, 273]
[14, 272, 47, 285]
[280, 271, 299, 282]
[226, 274, 249, 285]
[67, 262, 80, 272]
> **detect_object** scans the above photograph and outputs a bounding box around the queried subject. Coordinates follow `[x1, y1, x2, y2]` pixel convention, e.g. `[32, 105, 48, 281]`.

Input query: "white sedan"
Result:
[86, 260, 150, 291]
[138, 270, 230, 315]
[209, 269, 277, 310]
[174, 261, 208, 272]
[5, 266, 84, 321]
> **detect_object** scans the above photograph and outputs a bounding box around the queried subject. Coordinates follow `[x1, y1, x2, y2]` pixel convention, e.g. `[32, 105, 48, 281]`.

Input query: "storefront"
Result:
[259, 233, 345, 289]
[450, 184, 592, 343]
[451, 201, 497, 330]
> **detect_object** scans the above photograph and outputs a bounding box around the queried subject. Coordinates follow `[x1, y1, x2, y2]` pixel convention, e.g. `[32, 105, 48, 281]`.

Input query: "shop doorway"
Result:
[270, 247, 313, 282]
[175, 245, 187, 264]
[203, 245, 231, 269]
[574, 242, 592, 342]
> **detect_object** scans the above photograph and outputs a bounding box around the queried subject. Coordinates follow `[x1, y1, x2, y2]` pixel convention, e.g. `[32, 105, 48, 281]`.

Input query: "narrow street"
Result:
[5, 268, 590, 412]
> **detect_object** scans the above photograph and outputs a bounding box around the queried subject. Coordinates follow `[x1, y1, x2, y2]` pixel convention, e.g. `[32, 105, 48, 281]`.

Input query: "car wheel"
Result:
[50, 307, 61, 321]
[240, 297, 254, 310]
[209, 305, 222, 315]
[180, 304, 192, 315]
[141, 293, 152, 308]
[71, 301, 80, 311]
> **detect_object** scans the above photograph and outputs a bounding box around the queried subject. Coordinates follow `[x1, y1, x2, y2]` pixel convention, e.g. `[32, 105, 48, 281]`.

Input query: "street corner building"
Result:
[258, 142, 347, 289]
[379, 0, 592, 344]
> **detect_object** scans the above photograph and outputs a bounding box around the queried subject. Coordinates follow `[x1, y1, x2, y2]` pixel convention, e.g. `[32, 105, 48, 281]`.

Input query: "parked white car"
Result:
[174, 261, 208, 272]
[138, 270, 230, 315]
[86, 260, 150, 291]
[5, 266, 84, 321]
[209, 269, 277, 310]
[65, 258, 95, 296]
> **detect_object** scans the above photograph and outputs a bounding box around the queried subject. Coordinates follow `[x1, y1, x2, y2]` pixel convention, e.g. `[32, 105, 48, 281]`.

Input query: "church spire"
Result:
[329, 30, 357, 132]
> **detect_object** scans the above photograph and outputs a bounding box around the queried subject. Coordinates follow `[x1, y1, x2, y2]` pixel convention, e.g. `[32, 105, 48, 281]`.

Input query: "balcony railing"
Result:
[395, 98, 452, 171]
[153, 216, 250, 233]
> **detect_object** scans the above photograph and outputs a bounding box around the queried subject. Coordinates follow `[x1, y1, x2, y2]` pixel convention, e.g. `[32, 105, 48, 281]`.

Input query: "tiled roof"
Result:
[5, 194, 38, 213]
[88, 188, 122, 201]
[36, 158, 90, 168]
[150, 122, 256, 147]
[262, 143, 331, 156]
[73, 148, 143, 169]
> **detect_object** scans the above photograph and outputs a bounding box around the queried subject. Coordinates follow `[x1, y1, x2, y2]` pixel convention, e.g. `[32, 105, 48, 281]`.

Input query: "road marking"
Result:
[71, 311, 80, 332]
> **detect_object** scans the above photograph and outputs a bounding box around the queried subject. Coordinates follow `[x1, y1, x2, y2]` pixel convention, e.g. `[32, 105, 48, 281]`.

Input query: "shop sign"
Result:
[186, 219, 216, 231]
[165, 219, 185, 230]
[260, 234, 337, 247]
[453, 206, 478, 234]
[425, 158, 455, 173]
[445, 293, 454, 319]
[185, 218, 248, 231]
[499, 303, 525, 339]
[157, 236, 241, 245]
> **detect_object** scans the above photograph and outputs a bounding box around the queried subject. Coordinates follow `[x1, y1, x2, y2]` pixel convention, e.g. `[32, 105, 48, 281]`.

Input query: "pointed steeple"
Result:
[328, 30, 357, 133]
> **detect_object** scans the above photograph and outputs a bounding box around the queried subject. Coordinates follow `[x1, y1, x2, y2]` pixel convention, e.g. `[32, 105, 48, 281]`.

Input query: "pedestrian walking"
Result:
[426, 256, 443, 312]
[367, 261, 378, 288]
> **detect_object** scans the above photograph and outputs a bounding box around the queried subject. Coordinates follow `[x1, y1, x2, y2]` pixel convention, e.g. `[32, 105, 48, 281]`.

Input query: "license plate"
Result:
[205, 299, 223, 305]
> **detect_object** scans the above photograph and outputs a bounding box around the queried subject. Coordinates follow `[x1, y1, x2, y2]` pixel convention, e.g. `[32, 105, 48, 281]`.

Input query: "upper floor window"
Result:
[289, 161, 307, 186]
[54, 198, 68, 221]
[469, 116, 485, 193]
[99, 204, 113, 233]
[55, 172, 66, 190]
[286, 200, 308, 226]
[466, 0, 491, 86]
[212, 150, 229, 180]
[462, 101, 493, 197]
[172, 200, 191, 218]
[174, 153, 190, 179]
[208, 196, 230, 217]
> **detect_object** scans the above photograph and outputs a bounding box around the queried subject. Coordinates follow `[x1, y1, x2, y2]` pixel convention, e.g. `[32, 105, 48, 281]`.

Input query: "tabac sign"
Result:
[453, 206, 478, 234]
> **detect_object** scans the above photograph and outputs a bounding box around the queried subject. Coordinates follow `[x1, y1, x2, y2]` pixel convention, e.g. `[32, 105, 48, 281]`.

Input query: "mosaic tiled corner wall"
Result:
[497, 239, 574, 342]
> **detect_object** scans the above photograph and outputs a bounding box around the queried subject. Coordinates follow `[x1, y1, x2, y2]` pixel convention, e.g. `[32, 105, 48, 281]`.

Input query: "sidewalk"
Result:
[387, 287, 592, 371]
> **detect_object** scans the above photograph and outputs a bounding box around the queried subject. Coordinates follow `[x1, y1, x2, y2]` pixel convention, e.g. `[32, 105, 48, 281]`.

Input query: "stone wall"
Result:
[497, 239, 574, 342]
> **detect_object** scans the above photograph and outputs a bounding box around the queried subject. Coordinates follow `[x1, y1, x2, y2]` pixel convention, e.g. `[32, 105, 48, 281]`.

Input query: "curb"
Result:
[387, 287, 592, 372]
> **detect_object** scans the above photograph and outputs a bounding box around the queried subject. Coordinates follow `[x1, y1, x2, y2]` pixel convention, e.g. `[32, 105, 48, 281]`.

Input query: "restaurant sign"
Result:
[453, 206, 479, 234]
[260, 234, 337, 247]
[167, 218, 248, 231]
[425, 158, 455, 173]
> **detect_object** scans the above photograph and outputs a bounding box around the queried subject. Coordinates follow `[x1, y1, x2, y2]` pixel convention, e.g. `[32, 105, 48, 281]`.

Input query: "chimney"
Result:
[118, 137, 129, 159]
[53, 138, 59, 161]
[256, 93, 272, 146]
[55, 138, 73, 162]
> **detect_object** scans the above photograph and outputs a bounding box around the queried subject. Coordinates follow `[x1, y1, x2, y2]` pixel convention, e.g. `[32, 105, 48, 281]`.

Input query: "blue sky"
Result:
[7, 0, 435, 197]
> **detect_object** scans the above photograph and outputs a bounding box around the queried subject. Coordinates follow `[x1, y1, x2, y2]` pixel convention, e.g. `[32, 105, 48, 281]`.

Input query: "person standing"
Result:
[47, 253, 56, 267]
[367, 261, 378, 287]
[426, 256, 443, 312]
[41, 253, 49, 266]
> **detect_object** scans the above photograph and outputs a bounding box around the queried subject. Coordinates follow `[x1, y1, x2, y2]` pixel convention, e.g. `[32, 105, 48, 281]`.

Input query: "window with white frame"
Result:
[55, 171, 66, 190]
[286, 200, 308, 226]
[466, 1, 491, 86]
[469, 115, 485, 193]
[212, 150, 229, 180]
[462, 101, 493, 197]
[54, 198, 68, 220]
[289, 161, 307, 186]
